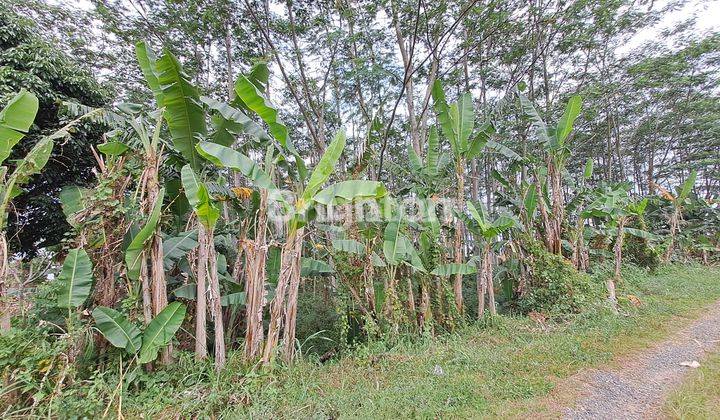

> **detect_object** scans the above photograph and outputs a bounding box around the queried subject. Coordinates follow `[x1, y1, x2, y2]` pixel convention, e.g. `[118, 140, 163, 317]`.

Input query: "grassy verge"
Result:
[19, 264, 720, 418]
[663, 350, 720, 419]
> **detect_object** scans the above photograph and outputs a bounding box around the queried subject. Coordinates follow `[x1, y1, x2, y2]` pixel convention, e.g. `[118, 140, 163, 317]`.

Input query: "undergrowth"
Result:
[1, 264, 719, 418]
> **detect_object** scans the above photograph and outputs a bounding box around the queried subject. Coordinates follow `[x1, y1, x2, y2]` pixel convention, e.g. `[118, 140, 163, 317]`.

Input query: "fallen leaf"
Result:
[680, 360, 700, 368]
[627, 294, 642, 307]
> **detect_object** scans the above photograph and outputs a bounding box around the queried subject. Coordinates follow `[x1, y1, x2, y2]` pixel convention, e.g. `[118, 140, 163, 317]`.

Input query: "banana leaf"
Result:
[56, 248, 94, 308]
[181, 165, 220, 229]
[301, 257, 334, 277]
[125, 189, 165, 280]
[92, 306, 142, 355]
[221, 292, 247, 306]
[139, 302, 186, 363]
[331, 239, 366, 255]
[555, 95, 582, 146]
[196, 142, 277, 191]
[301, 129, 346, 205]
[431, 263, 477, 276]
[156, 50, 207, 170]
[312, 180, 386, 205]
[234, 75, 294, 152]
[0, 90, 38, 164]
[201, 96, 271, 146]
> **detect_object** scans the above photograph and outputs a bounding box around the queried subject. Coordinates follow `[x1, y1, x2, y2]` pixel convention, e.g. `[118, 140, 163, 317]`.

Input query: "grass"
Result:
[663, 350, 720, 419]
[7, 264, 720, 418]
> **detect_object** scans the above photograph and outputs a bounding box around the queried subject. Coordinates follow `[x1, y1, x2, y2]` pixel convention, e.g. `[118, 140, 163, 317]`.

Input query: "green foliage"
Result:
[0, 4, 108, 256]
[518, 242, 601, 314]
[92, 306, 142, 355]
[56, 248, 93, 309]
[138, 302, 186, 363]
[624, 233, 660, 271]
[0, 89, 38, 163]
[124, 188, 165, 280]
[154, 49, 207, 170]
[92, 303, 186, 363]
[181, 165, 219, 229]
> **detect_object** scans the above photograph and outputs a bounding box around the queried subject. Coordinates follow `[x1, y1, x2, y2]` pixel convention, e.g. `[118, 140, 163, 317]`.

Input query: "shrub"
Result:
[624, 234, 660, 271]
[517, 242, 602, 315]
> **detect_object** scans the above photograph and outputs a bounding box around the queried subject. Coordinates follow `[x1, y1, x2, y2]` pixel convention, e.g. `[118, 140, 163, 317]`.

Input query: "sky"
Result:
[623, 0, 720, 52]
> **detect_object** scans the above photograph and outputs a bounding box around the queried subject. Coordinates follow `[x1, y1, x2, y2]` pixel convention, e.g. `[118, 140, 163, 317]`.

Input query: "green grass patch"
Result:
[663, 350, 720, 419]
[5, 264, 720, 418]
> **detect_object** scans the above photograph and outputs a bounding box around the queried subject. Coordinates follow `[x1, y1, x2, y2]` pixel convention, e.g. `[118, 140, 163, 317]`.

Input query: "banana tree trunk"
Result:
[0, 233, 9, 331]
[244, 190, 268, 361]
[608, 217, 625, 309]
[548, 160, 564, 254]
[418, 278, 431, 333]
[485, 244, 496, 316]
[477, 263, 486, 319]
[477, 242, 495, 318]
[205, 228, 225, 371]
[263, 226, 298, 365]
[282, 227, 304, 364]
[535, 180, 554, 252]
[453, 159, 465, 313]
[663, 208, 679, 263]
[363, 252, 376, 316]
[572, 218, 589, 272]
[140, 253, 153, 325]
[195, 226, 209, 360]
[406, 276, 416, 327]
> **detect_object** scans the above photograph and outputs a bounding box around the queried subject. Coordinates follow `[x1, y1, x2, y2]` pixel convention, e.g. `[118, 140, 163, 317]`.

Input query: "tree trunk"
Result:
[282, 227, 304, 364]
[609, 217, 625, 308]
[195, 226, 209, 360]
[150, 236, 171, 363]
[263, 227, 298, 365]
[140, 253, 153, 325]
[572, 218, 589, 272]
[486, 245, 496, 316]
[477, 252, 486, 318]
[405, 276, 416, 327]
[453, 159, 465, 313]
[418, 279, 431, 332]
[548, 160, 564, 254]
[205, 227, 225, 371]
[0, 233, 9, 332]
[244, 190, 268, 361]
[663, 209, 679, 263]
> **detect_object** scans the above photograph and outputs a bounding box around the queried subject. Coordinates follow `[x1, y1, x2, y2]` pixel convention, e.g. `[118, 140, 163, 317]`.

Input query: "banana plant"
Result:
[651, 171, 697, 263]
[583, 184, 652, 308]
[180, 164, 226, 370]
[136, 42, 206, 171]
[463, 202, 518, 317]
[431, 80, 495, 314]
[92, 302, 186, 364]
[198, 83, 386, 363]
[0, 90, 101, 331]
[519, 93, 583, 255]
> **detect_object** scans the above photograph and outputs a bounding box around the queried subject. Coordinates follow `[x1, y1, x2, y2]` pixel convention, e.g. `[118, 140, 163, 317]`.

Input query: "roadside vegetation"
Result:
[663, 347, 720, 419]
[0, 0, 719, 417]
